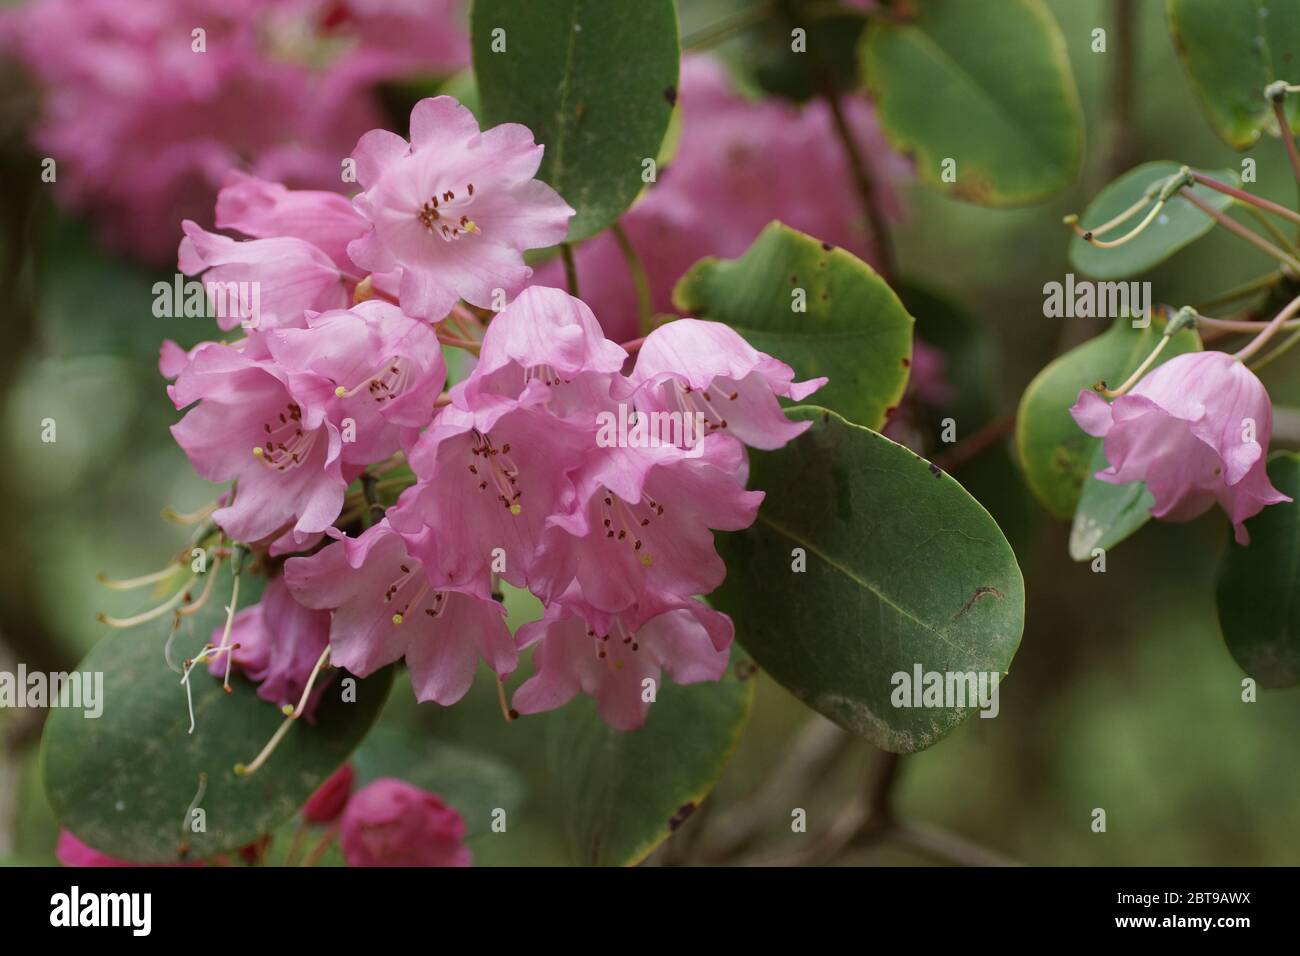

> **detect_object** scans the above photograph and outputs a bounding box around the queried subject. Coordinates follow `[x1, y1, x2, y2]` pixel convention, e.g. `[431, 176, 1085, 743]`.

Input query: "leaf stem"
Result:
[612, 222, 654, 335]
[560, 242, 580, 298]
[822, 84, 895, 283]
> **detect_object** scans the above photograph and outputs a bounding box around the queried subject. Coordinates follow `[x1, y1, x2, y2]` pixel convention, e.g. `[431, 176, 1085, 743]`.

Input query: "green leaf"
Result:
[42, 619, 393, 862]
[546, 651, 755, 865]
[860, 0, 1083, 206]
[712, 407, 1024, 753]
[673, 221, 914, 431]
[471, 0, 679, 242]
[351, 724, 526, 839]
[1068, 442, 1158, 562]
[1016, 317, 1202, 520]
[1168, 0, 1300, 149]
[1069, 162, 1239, 280]
[1216, 453, 1300, 687]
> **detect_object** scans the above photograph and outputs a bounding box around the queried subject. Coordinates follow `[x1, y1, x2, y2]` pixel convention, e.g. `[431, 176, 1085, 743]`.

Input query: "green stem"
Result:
[822, 83, 895, 283]
[560, 243, 580, 298]
[681, 3, 775, 50]
[1242, 204, 1300, 257]
[612, 222, 653, 335]
[1192, 271, 1282, 312]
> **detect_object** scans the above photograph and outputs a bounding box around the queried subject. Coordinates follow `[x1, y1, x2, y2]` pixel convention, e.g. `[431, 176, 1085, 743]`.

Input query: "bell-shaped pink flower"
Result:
[626, 319, 826, 450]
[387, 403, 594, 593]
[178, 220, 352, 331]
[513, 590, 733, 731]
[168, 341, 350, 544]
[339, 778, 471, 867]
[265, 299, 447, 459]
[284, 521, 516, 706]
[214, 171, 369, 271]
[1070, 350, 1291, 544]
[347, 96, 574, 320]
[532, 435, 764, 613]
[453, 285, 627, 417]
[206, 576, 329, 712]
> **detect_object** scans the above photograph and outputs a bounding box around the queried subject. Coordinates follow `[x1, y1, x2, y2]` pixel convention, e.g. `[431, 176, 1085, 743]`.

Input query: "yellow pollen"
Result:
[639, 553, 654, 567]
[392, 613, 404, 625]
[509, 503, 522, 516]
[335, 385, 348, 397]
[252, 446, 264, 457]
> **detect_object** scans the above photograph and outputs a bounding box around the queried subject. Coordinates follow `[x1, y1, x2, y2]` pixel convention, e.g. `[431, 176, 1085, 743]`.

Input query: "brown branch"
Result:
[823, 85, 896, 284]
[931, 413, 1016, 473]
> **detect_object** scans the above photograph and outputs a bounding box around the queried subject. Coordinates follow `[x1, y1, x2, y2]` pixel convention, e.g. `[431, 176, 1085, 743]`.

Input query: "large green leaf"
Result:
[1069, 163, 1239, 280]
[1168, 0, 1300, 149]
[860, 0, 1082, 206]
[673, 222, 914, 431]
[712, 407, 1024, 753]
[1216, 453, 1300, 687]
[471, 0, 679, 242]
[546, 651, 754, 865]
[43, 616, 392, 862]
[1016, 317, 1202, 520]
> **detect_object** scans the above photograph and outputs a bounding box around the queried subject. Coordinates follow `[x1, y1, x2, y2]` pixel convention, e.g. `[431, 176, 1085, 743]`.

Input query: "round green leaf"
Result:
[712, 407, 1024, 753]
[471, 0, 679, 242]
[43, 625, 393, 862]
[1016, 317, 1202, 520]
[546, 651, 754, 866]
[1168, 0, 1300, 149]
[1069, 162, 1239, 279]
[673, 221, 914, 431]
[860, 0, 1083, 206]
[1068, 442, 1158, 562]
[1217, 453, 1300, 687]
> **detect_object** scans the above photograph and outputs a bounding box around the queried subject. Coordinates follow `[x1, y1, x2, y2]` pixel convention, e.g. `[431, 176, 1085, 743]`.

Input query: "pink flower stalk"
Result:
[626, 319, 827, 450]
[532, 435, 764, 614]
[513, 590, 733, 731]
[2, 0, 389, 262]
[206, 577, 330, 711]
[303, 763, 355, 824]
[347, 96, 574, 320]
[1070, 351, 1291, 544]
[284, 521, 516, 705]
[339, 778, 471, 867]
[531, 54, 909, 341]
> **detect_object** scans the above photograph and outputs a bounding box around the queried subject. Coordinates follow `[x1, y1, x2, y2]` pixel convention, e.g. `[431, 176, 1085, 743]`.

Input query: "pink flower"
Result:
[2, 0, 387, 262]
[627, 319, 827, 450]
[531, 55, 909, 341]
[214, 171, 369, 271]
[265, 300, 447, 459]
[1070, 351, 1291, 544]
[453, 285, 627, 418]
[178, 220, 352, 331]
[387, 403, 595, 593]
[57, 830, 139, 868]
[513, 591, 733, 731]
[339, 778, 471, 867]
[532, 435, 764, 614]
[206, 577, 329, 711]
[347, 96, 574, 319]
[284, 521, 516, 705]
[168, 341, 349, 544]
[318, 0, 469, 80]
[303, 763, 355, 824]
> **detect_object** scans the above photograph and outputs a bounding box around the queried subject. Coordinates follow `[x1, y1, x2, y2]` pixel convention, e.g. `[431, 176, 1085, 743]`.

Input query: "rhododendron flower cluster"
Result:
[162, 97, 824, 735]
[0, 0, 468, 261]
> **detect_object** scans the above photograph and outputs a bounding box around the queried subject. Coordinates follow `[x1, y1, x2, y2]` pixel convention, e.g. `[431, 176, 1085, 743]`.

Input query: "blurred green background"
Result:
[2, 0, 1298, 866]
